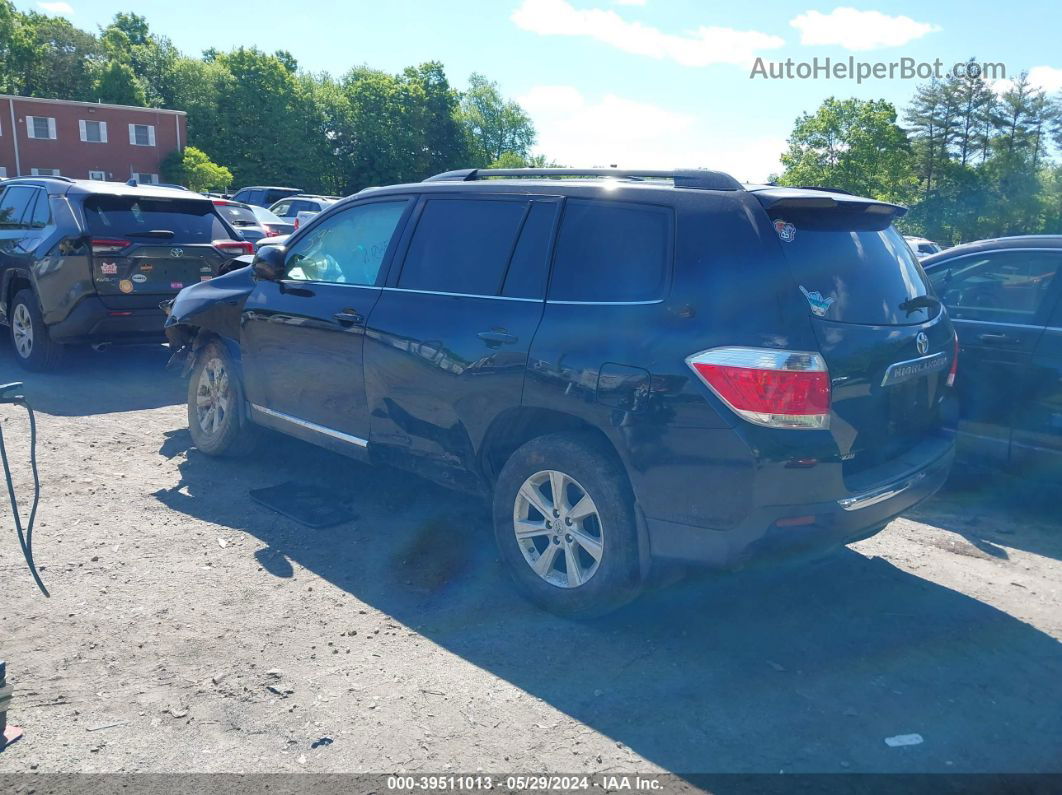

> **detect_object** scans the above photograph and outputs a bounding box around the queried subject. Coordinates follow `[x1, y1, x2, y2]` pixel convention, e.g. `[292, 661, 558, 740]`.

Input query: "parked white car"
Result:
[904, 236, 943, 260]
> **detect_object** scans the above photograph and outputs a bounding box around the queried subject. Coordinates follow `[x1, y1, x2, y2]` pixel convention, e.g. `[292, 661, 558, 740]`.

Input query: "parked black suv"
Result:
[0, 177, 252, 370]
[166, 168, 956, 615]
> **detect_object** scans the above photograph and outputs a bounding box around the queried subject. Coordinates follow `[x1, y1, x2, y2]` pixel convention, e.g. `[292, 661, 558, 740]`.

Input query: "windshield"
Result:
[776, 221, 934, 325]
[84, 196, 229, 242]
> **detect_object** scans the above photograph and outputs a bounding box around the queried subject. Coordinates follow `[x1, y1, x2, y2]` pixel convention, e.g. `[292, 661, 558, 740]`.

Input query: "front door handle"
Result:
[976, 332, 1018, 345]
[333, 309, 365, 327]
[478, 330, 518, 345]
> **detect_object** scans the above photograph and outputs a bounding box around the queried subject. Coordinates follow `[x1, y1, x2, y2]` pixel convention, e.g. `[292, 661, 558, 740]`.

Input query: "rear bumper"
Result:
[47, 296, 167, 344]
[646, 434, 953, 567]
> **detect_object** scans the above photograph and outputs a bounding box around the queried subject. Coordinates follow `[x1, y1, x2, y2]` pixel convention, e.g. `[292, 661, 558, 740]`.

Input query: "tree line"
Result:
[777, 58, 1062, 243]
[0, 3, 540, 193]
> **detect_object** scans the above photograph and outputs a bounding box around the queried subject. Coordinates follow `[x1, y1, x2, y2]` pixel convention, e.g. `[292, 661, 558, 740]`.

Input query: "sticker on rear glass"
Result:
[140, 263, 153, 272]
[131, 273, 147, 283]
[118, 279, 134, 294]
[774, 219, 797, 242]
[100, 262, 117, 275]
[171, 281, 184, 289]
[799, 286, 835, 317]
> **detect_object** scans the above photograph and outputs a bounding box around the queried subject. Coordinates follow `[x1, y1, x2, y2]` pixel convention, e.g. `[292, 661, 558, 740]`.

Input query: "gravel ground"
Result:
[0, 344, 1059, 776]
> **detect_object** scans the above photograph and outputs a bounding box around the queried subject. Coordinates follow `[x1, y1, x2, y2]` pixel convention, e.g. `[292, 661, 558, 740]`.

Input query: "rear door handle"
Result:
[333, 310, 365, 326]
[478, 330, 518, 345]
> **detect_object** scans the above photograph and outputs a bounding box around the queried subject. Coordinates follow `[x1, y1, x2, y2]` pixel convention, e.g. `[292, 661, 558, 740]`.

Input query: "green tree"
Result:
[92, 59, 147, 106]
[161, 146, 233, 191]
[15, 11, 103, 100]
[778, 97, 917, 204]
[458, 73, 536, 166]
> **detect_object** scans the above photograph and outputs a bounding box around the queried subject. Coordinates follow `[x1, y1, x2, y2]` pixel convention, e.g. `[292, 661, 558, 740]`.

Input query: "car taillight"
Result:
[91, 238, 130, 255]
[213, 240, 254, 256]
[947, 332, 959, 387]
[686, 347, 831, 430]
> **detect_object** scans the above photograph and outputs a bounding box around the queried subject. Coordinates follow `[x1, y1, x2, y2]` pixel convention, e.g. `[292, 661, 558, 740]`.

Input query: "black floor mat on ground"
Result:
[249, 481, 357, 528]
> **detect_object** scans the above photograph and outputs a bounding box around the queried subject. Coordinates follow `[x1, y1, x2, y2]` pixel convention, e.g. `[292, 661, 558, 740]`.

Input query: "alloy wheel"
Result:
[195, 357, 231, 436]
[513, 469, 604, 588]
[12, 303, 33, 360]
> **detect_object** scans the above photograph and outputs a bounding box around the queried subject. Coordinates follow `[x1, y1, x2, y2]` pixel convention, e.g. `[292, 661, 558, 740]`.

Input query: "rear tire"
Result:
[187, 340, 257, 456]
[10, 289, 64, 371]
[492, 432, 643, 617]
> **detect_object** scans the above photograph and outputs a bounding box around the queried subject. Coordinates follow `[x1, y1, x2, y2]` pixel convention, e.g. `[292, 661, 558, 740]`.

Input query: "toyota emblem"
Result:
[916, 332, 929, 355]
[170, 248, 184, 258]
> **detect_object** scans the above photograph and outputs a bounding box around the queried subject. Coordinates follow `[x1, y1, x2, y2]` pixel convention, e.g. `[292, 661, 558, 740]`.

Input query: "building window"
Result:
[27, 116, 57, 140]
[128, 123, 156, 147]
[79, 120, 108, 143]
[31, 168, 60, 176]
[88, 170, 106, 181]
[132, 172, 158, 185]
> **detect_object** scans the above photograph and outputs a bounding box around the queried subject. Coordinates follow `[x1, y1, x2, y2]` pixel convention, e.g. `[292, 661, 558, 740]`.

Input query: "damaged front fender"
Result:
[164, 262, 255, 372]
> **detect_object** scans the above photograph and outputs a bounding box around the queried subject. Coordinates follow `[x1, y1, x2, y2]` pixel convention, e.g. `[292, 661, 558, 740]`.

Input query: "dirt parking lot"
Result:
[0, 344, 1059, 777]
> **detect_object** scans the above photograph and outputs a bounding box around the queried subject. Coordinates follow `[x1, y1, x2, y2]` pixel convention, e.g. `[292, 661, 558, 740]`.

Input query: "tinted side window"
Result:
[930, 250, 1061, 324]
[271, 200, 292, 217]
[285, 200, 409, 285]
[28, 190, 51, 228]
[246, 189, 266, 206]
[0, 187, 37, 229]
[503, 202, 556, 299]
[399, 199, 527, 295]
[549, 199, 671, 302]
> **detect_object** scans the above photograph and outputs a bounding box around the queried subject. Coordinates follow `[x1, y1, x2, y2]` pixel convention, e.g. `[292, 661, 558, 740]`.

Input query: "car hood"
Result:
[165, 263, 255, 342]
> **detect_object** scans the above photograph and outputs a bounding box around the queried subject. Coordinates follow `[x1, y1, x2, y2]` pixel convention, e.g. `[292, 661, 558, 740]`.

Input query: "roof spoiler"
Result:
[423, 168, 744, 192]
[753, 187, 907, 218]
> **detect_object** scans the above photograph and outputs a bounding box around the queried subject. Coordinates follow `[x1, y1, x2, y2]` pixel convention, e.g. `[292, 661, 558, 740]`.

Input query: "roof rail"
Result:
[7, 175, 75, 183]
[423, 168, 744, 192]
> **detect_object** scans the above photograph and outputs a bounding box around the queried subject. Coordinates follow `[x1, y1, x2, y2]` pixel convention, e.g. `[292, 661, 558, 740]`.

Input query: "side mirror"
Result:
[252, 244, 286, 281]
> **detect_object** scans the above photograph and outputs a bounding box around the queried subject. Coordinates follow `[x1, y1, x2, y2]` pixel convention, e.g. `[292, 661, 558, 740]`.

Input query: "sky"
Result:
[22, 0, 1062, 181]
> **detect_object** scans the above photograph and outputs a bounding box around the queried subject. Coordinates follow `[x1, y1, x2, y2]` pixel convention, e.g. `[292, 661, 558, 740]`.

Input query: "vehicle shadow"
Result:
[154, 431, 1062, 774]
[909, 469, 1062, 562]
[0, 342, 181, 416]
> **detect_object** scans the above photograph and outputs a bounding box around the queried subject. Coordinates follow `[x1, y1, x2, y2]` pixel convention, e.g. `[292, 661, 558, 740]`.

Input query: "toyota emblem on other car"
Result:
[170, 248, 184, 258]
[916, 332, 929, 355]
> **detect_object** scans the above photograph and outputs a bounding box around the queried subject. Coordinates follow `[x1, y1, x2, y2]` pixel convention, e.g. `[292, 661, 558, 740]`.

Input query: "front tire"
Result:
[492, 432, 643, 617]
[187, 340, 257, 456]
[10, 289, 64, 371]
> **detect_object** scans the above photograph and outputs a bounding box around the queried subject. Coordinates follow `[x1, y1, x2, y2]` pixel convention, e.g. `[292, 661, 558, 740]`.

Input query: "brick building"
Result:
[0, 94, 187, 184]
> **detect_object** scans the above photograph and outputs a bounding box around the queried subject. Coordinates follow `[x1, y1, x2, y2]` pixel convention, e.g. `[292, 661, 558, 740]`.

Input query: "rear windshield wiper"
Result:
[126, 229, 175, 239]
[898, 295, 941, 314]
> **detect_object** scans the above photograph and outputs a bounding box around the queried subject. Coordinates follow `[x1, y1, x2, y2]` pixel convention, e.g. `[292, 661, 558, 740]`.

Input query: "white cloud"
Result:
[790, 7, 939, 51]
[993, 66, 1062, 96]
[37, 1, 73, 14]
[614, 0, 647, 5]
[511, 0, 784, 67]
[519, 85, 784, 182]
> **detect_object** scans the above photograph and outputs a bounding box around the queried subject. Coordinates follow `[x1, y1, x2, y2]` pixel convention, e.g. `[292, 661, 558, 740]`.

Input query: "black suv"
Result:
[0, 177, 252, 370]
[166, 168, 956, 615]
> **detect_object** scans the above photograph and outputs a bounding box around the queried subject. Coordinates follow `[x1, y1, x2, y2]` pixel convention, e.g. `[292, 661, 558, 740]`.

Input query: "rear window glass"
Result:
[548, 200, 671, 302]
[399, 199, 527, 295]
[83, 196, 229, 242]
[215, 203, 259, 228]
[775, 222, 933, 325]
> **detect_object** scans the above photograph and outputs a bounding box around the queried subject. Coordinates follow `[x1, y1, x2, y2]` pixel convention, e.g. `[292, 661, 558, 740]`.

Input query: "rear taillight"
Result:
[686, 347, 831, 430]
[213, 240, 254, 256]
[91, 238, 130, 255]
[947, 332, 959, 387]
